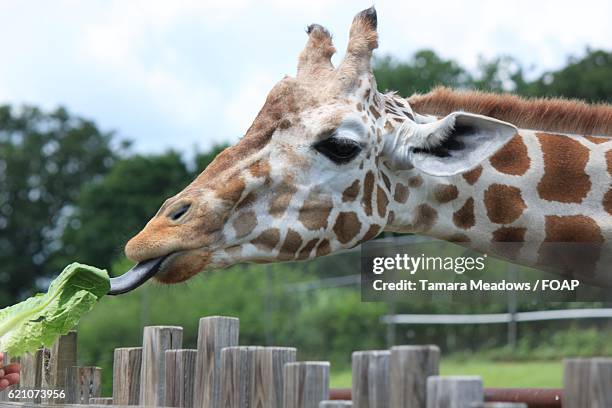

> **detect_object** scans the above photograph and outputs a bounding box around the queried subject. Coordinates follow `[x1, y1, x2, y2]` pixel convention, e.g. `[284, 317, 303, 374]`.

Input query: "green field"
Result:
[330, 359, 563, 389]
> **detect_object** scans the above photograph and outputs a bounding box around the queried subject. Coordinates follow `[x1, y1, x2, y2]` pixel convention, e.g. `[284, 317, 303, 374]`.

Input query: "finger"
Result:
[4, 373, 19, 385]
[3, 363, 20, 374]
[0, 369, 4, 378]
[0, 352, 3, 365]
[0, 379, 8, 391]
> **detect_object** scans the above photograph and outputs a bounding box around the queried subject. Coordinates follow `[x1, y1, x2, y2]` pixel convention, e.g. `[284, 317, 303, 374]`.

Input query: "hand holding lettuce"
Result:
[0, 263, 110, 356]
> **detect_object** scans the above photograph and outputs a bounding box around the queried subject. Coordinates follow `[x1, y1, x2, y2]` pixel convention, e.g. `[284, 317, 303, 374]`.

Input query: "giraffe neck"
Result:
[379, 97, 612, 283]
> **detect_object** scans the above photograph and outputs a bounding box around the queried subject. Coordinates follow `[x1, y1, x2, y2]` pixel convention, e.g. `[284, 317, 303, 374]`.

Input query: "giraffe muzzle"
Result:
[108, 255, 168, 295]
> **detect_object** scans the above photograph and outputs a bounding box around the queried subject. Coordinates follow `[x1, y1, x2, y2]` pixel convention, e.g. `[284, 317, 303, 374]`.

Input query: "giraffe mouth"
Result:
[108, 255, 170, 295]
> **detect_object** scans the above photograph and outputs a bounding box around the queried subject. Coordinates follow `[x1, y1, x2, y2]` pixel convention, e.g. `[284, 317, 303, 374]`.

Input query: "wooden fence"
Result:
[0, 315, 610, 408]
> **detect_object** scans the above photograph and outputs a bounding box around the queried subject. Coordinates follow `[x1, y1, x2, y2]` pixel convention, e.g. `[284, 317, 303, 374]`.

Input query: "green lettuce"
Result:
[0, 263, 109, 356]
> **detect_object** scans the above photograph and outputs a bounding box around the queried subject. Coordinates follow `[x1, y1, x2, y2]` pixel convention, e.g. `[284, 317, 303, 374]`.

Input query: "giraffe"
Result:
[110, 7, 612, 295]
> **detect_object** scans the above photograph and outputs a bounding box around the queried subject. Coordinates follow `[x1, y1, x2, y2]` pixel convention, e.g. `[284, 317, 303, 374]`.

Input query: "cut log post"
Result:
[89, 397, 114, 405]
[390, 345, 440, 408]
[470, 403, 527, 408]
[352, 350, 390, 408]
[65, 366, 102, 404]
[41, 330, 77, 404]
[220, 346, 262, 408]
[139, 326, 183, 407]
[427, 376, 484, 408]
[193, 316, 239, 408]
[165, 349, 197, 408]
[255, 347, 297, 408]
[16, 350, 43, 403]
[320, 401, 353, 407]
[112, 347, 142, 405]
[563, 357, 612, 408]
[284, 361, 330, 408]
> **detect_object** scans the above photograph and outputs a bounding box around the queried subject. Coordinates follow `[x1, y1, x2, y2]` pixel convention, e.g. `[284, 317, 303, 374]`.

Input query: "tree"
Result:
[374, 50, 469, 95]
[521, 49, 612, 103]
[0, 105, 117, 305]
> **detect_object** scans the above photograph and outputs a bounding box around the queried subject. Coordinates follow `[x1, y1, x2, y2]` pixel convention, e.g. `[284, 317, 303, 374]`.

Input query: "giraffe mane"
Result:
[407, 87, 612, 137]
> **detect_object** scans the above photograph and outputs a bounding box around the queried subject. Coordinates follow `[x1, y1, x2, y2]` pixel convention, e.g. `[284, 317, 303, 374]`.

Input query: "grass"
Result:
[330, 358, 563, 389]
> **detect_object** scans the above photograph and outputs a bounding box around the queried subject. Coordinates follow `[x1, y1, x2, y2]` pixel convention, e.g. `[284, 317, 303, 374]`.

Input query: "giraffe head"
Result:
[117, 7, 516, 292]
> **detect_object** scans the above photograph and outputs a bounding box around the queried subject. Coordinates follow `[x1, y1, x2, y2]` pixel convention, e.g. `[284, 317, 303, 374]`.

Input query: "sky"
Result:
[0, 0, 610, 155]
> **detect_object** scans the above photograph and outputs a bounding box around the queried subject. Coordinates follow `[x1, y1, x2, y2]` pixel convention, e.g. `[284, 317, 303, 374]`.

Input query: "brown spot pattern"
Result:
[539, 215, 604, 277]
[233, 211, 257, 238]
[297, 238, 319, 260]
[333, 212, 362, 244]
[604, 189, 612, 215]
[585, 135, 610, 144]
[376, 186, 388, 218]
[394, 183, 409, 203]
[607, 150, 612, 175]
[408, 176, 423, 188]
[537, 133, 591, 203]
[278, 229, 303, 260]
[362, 171, 375, 216]
[251, 228, 280, 251]
[316, 239, 331, 257]
[360, 224, 382, 243]
[343, 179, 360, 202]
[369, 105, 381, 119]
[462, 166, 483, 185]
[412, 204, 438, 232]
[433, 184, 459, 204]
[484, 184, 526, 224]
[492, 227, 527, 259]
[453, 198, 475, 230]
[217, 177, 245, 203]
[269, 182, 297, 217]
[249, 160, 271, 178]
[490, 134, 530, 176]
[298, 191, 333, 230]
[380, 172, 391, 191]
[235, 191, 257, 211]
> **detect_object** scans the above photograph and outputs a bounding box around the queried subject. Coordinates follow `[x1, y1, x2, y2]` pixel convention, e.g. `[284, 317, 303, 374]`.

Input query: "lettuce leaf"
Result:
[0, 263, 109, 356]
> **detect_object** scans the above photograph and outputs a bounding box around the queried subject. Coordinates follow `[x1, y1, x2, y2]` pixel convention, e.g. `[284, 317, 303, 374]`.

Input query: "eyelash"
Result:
[313, 137, 362, 164]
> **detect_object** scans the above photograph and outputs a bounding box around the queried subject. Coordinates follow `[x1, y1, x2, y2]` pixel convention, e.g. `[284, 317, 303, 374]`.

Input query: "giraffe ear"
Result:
[297, 24, 336, 79]
[384, 112, 517, 177]
[334, 7, 378, 91]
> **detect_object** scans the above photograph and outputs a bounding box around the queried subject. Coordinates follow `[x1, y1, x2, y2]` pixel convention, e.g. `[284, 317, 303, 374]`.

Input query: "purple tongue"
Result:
[108, 256, 166, 295]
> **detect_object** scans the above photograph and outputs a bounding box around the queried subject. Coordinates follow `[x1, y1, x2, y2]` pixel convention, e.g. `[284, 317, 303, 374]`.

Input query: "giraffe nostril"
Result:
[168, 203, 191, 221]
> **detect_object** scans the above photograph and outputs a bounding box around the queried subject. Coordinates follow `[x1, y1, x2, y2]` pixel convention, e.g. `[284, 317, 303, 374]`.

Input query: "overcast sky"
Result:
[0, 0, 610, 155]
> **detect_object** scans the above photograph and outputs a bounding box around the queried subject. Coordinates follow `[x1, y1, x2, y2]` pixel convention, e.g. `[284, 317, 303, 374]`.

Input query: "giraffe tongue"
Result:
[108, 256, 167, 295]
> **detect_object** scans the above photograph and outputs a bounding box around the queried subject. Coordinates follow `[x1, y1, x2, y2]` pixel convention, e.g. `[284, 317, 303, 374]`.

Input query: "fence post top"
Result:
[285, 361, 330, 367]
[199, 315, 240, 322]
[352, 350, 390, 357]
[391, 345, 441, 352]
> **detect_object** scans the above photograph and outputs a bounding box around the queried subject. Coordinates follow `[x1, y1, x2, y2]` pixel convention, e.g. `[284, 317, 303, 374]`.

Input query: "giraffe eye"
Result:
[313, 137, 362, 164]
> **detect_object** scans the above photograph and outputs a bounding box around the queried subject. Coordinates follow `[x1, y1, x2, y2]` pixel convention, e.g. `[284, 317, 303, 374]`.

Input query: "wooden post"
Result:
[320, 401, 353, 407]
[284, 362, 330, 408]
[470, 403, 527, 408]
[255, 347, 297, 408]
[390, 345, 440, 408]
[65, 366, 102, 404]
[16, 350, 43, 403]
[426, 376, 483, 408]
[194, 316, 239, 408]
[352, 351, 390, 408]
[220, 346, 262, 408]
[41, 330, 77, 404]
[165, 349, 197, 408]
[113, 347, 142, 405]
[140, 326, 183, 406]
[563, 357, 612, 408]
[90, 397, 114, 405]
